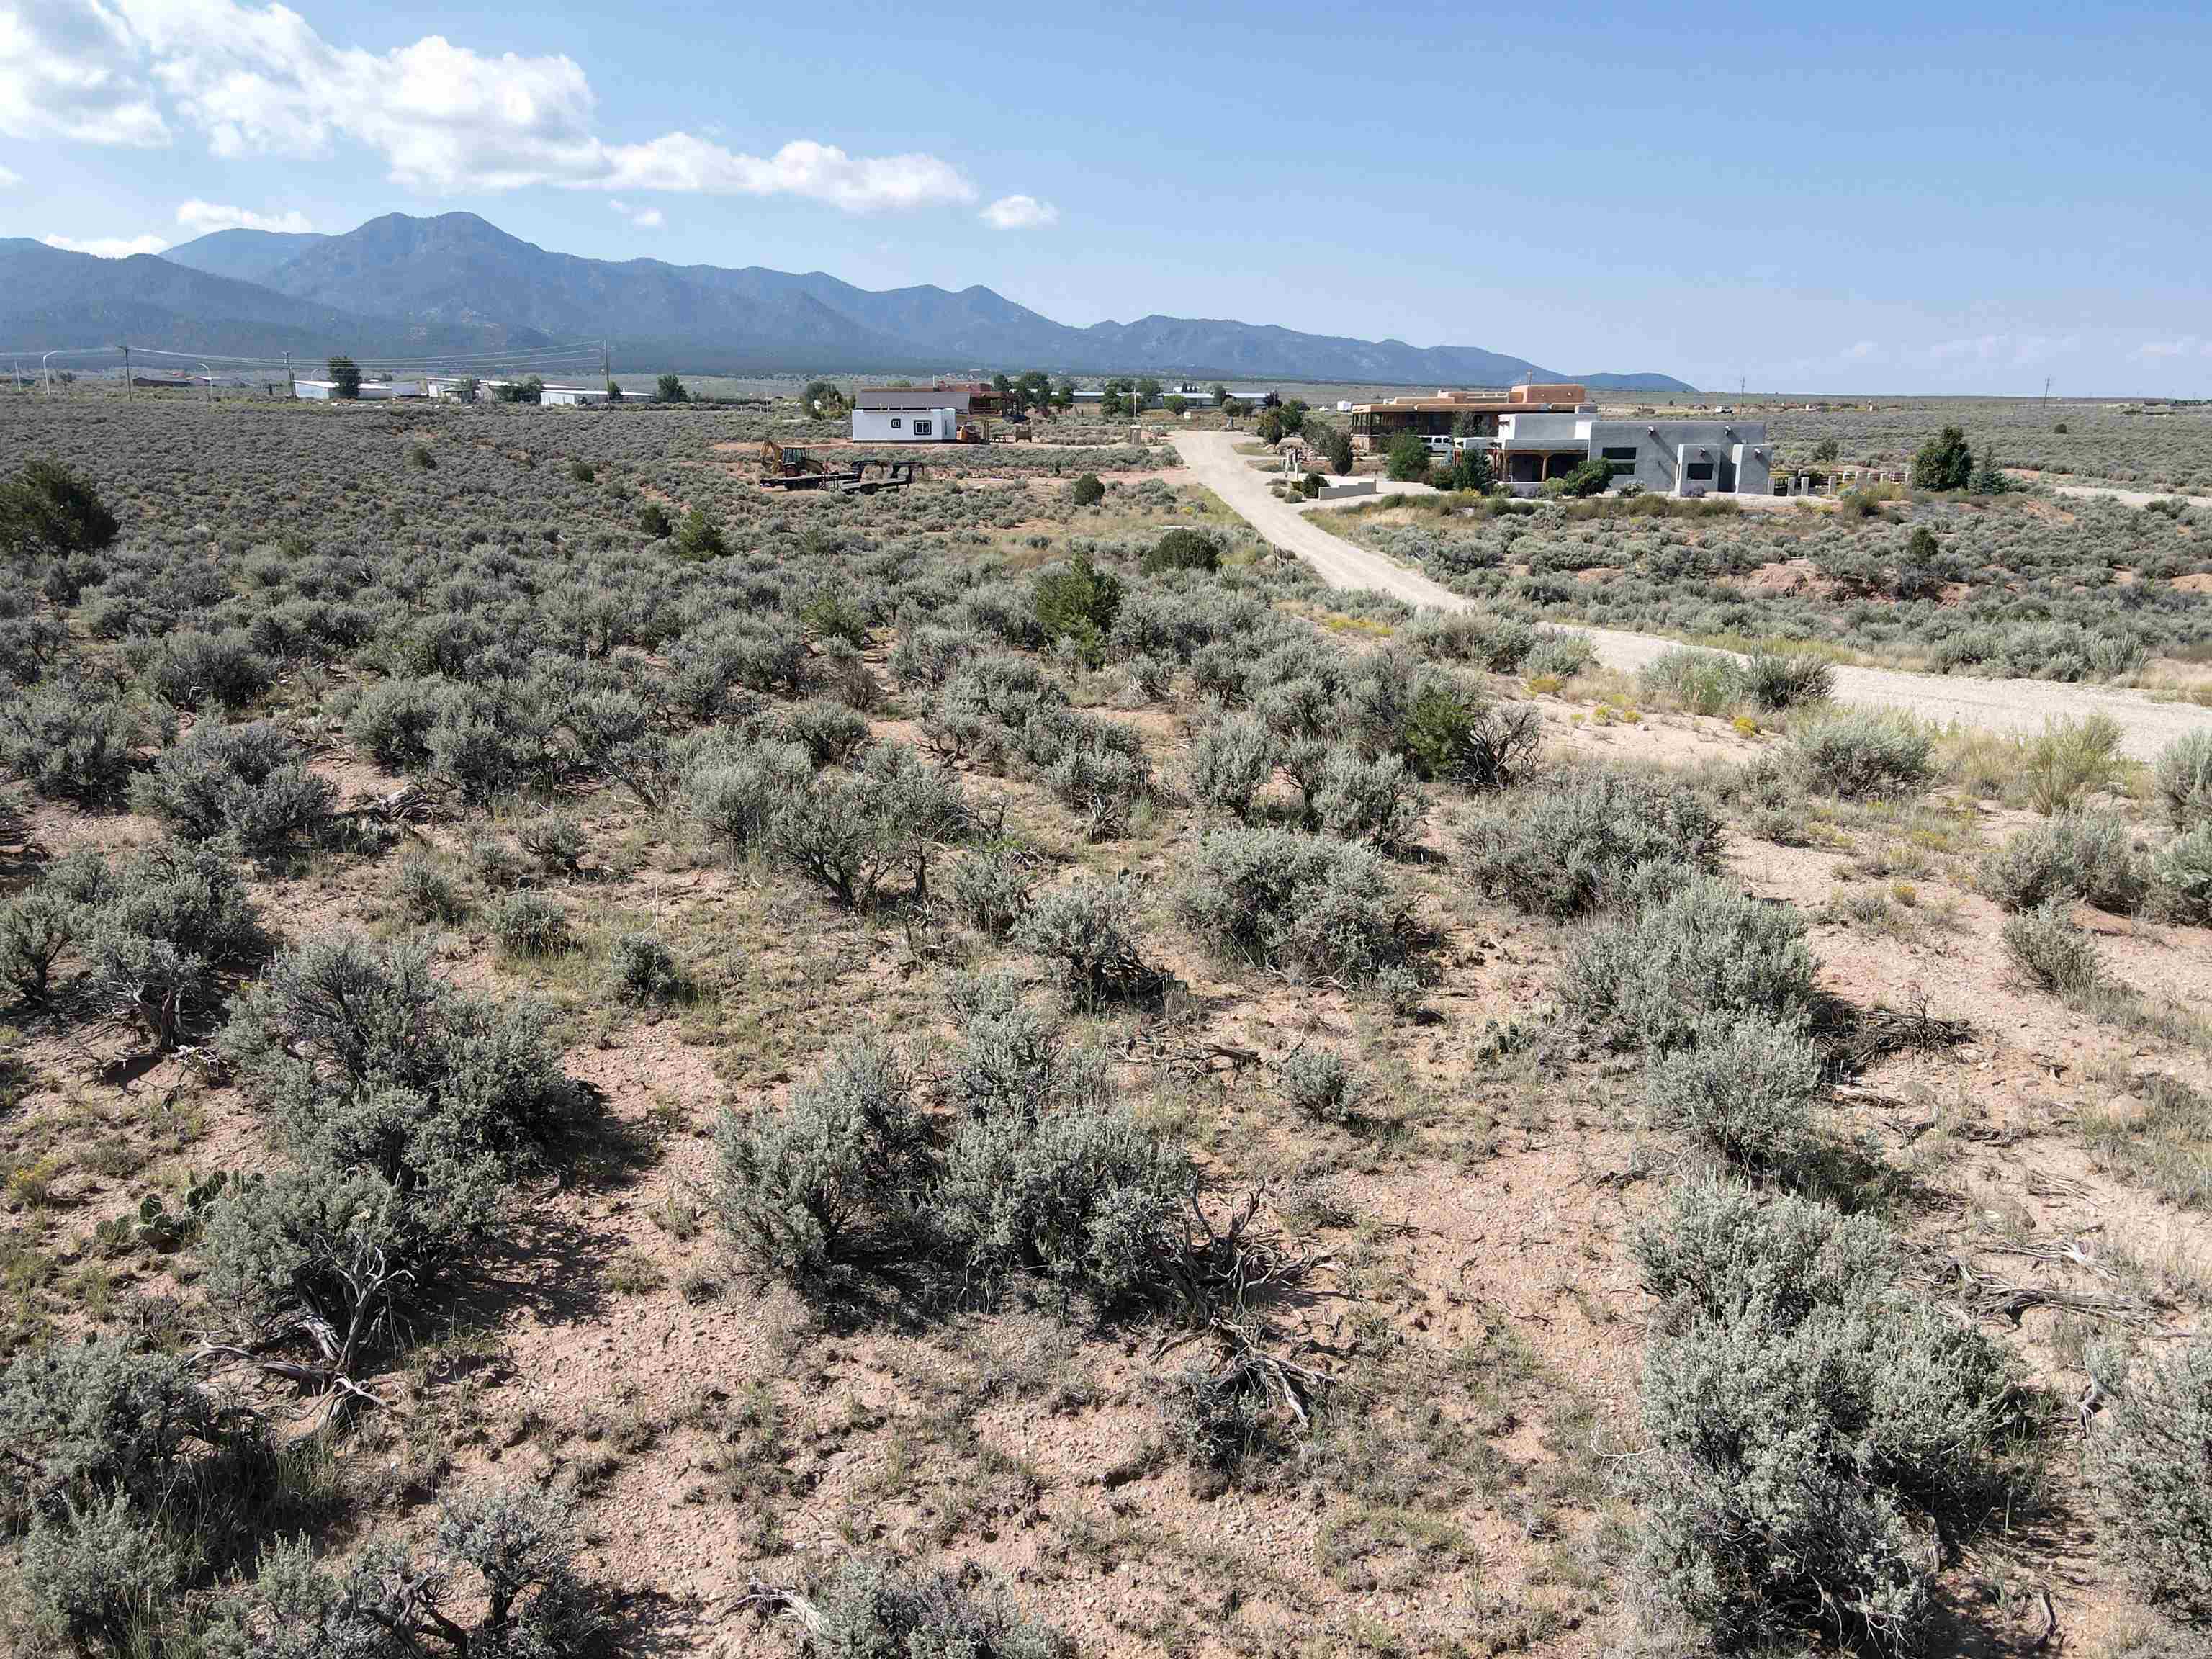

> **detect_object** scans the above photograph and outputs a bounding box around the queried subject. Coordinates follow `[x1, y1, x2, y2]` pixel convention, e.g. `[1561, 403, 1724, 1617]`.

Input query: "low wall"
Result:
[1312, 479, 1375, 500]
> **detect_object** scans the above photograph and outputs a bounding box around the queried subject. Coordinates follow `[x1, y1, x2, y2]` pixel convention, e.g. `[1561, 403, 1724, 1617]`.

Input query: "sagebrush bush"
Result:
[712, 1038, 928, 1281]
[1174, 827, 1410, 984]
[490, 890, 572, 956]
[2157, 729, 2212, 829]
[516, 811, 586, 874]
[1742, 650, 1835, 710]
[1521, 631, 1596, 680]
[77, 837, 263, 1048]
[948, 842, 1037, 940]
[346, 675, 447, 770]
[607, 932, 688, 1004]
[144, 628, 272, 711]
[1012, 876, 1154, 1006]
[1141, 528, 1220, 575]
[2086, 1339, 2212, 1622]
[2152, 824, 2212, 925]
[1461, 768, 1723, 917]
[1980, 811, 2147, 913]
[2002, 901, 2100, 994]
[1277, 1045, 1362, 1123]
[1634, 1179, 2028, 1655]
[1561, 877, 1814, 1051]
[1645, 1015, 1820, 1179]
[1789, 711, 1934, 799]
[130, 719, 333, 859]
[1398, 684, 1541, 788]
[811, 1555, 1069, 1659]
[685, 736, 810, 862]
[1186, 712, 1277, 821]
[1298, 745, 1427, 853]
[0, 676, 156, 807]
[395, 855, 469, 925]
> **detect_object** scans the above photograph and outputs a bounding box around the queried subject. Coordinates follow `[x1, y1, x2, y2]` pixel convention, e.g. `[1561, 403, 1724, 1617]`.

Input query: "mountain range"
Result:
[3, 212, 1694, 390]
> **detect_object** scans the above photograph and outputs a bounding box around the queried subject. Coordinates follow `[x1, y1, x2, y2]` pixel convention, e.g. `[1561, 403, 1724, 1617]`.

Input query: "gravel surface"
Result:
[1179, 431, 2212, 760]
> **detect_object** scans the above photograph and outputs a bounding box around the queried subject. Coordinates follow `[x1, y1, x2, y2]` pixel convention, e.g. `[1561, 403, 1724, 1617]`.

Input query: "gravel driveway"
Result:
[1178, 431, 2212, 760]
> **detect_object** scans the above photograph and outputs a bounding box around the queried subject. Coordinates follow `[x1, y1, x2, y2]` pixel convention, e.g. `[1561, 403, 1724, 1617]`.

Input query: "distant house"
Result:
[852, 386, 970, 442]
[1348, 382, 1771, 495]
[292, 378, 426, 401]
[541, 385, 610, 407]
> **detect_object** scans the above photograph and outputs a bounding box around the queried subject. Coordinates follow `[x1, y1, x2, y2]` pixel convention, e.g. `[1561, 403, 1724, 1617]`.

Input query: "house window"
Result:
[1602, 445, 1638, 475]
[912, 420, 932, 437]
[890, 417, 902, 429]
[1685, 462, 1714, 481]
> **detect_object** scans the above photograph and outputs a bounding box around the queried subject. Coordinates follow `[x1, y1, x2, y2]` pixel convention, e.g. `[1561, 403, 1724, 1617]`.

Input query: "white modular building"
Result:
[851, 386, 968, 441]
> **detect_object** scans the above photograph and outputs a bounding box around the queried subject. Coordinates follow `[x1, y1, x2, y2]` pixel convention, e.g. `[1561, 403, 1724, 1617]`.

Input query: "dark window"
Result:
[1601, 446, 1637, 461]
[890, 416, 902, 428]
[913, 419, 932, 437]
[1686, 462, 1714, 481]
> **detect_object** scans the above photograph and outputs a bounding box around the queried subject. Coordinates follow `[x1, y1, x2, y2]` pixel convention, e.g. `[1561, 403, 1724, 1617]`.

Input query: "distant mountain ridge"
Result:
[8, 211, 1694, 389]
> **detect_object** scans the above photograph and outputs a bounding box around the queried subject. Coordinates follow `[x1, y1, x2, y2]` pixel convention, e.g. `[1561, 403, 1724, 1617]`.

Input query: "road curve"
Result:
[1177, 431, 2212, 760]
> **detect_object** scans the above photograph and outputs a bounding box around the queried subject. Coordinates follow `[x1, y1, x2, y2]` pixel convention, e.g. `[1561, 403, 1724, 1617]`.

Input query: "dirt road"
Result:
[1177, 431, 2212, 760]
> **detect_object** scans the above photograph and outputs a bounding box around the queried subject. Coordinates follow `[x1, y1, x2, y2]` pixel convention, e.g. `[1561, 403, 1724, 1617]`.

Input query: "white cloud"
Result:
[981, 193, 1058, 230]
[28, 0, 992, 211]
[2136, 336, 2212, 361]
[608, 198, 665, 230]
[1843, 340, 1876, 361]
[0, 163, 19, 184]
[1928, 331, 2077, 367]
[176, 197, 313, 234]
[44, 230, 167, 256]
[0, 0, 168, 145]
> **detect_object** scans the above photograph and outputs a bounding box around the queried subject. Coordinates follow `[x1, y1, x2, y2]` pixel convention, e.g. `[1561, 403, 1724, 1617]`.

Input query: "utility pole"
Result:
[122, 343, 132, 400]
[2043, 376, 2052, 408]
[601, 337, 611, 391]
[285, 351, 295, 399]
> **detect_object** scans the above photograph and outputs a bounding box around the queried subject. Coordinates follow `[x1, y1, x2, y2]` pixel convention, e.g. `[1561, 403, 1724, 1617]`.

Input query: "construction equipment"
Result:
[758, 441, 833, 487]
[833, 460, 920, 495]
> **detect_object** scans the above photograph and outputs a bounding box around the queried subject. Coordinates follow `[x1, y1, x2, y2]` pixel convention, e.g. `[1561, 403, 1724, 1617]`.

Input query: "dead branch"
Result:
[732, 1582, 823, 1635]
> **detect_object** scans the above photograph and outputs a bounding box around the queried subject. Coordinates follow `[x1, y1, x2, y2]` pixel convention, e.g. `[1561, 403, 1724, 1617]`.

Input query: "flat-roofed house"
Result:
[852, 386, 971, 442]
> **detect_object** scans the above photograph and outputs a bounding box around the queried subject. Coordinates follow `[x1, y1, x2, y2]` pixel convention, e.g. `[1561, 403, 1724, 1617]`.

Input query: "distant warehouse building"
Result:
[541, 385, 610, 407]
[293, 378, 427, 401]
[1349, 383, 1768, 496]
[852, 385, 969, 442]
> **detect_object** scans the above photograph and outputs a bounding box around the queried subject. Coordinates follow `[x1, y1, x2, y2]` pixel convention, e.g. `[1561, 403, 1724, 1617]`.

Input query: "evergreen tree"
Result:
[326, 356, 361, 399]
[1910, 425, 1974, 490]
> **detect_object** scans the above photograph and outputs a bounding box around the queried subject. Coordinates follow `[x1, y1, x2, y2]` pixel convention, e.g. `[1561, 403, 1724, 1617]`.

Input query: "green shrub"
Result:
[1385, 432, 1430, 482]
[685, 737, 810, 862]
[236, 1487, 601, 1658]
[81, 838, 262, 1048]
[2086, 1339, 2212, 1622]
[346, 676, 446, 771]
[1012, 876, 1154, 1007]
[1460, 768, 1723, 918]
[1561, 877, 1815, 1051]
[637, 500, 673, 538]
[1186, 712, 1277, 821]
[490, 891, 572, 956]
[0, 890, 73, 999]
[711, 1038, 928, 1281]
[1141, 529, 1220, 575]
[2020, 714, 2126, 816]
[1742, 651, 1834, 710]
[2152, 825, 2212, 925]
[1645, 1015, 1820, 1179]
[1634, 1179, 2027, 1654]
[1910, 425, 1974, 491]
[811, 1555, 1069, 1659]
[130, 720, 333, 859]
[1980, 811, 2147, 913]
[1788, 711, 1933, 799]
[516, 812, 585, 875]
[1638, 648, 1744, 716]
[1069, 473, 1105, 508]
[1175, 827, 1410, 984]
[948, 843, 1037, 941]
[20, 1485, 181, 1655]
[0, 459, 120, 565]
[2156, 729, 2212, 829]
[1277, 1045, 1362, 1123]
[935, 1087, 1193, 1310]
[1298, 745, 1426, 853]
[672, 504, 727, 560]
[1033, 550, 1122, 664]
[144, 629, 272, 711]
[1398, 685, 1540, 788]
[0, 676, 156, 807]
[607, 932, 689, 1004]
[395, 855, 469, 925]
[2002, 901, 2100, 994]
[781, 698, 870, 767]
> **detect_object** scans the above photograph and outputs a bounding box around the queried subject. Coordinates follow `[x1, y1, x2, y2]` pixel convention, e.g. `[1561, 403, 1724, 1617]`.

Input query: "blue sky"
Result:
[4, 0, 2208, 393]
